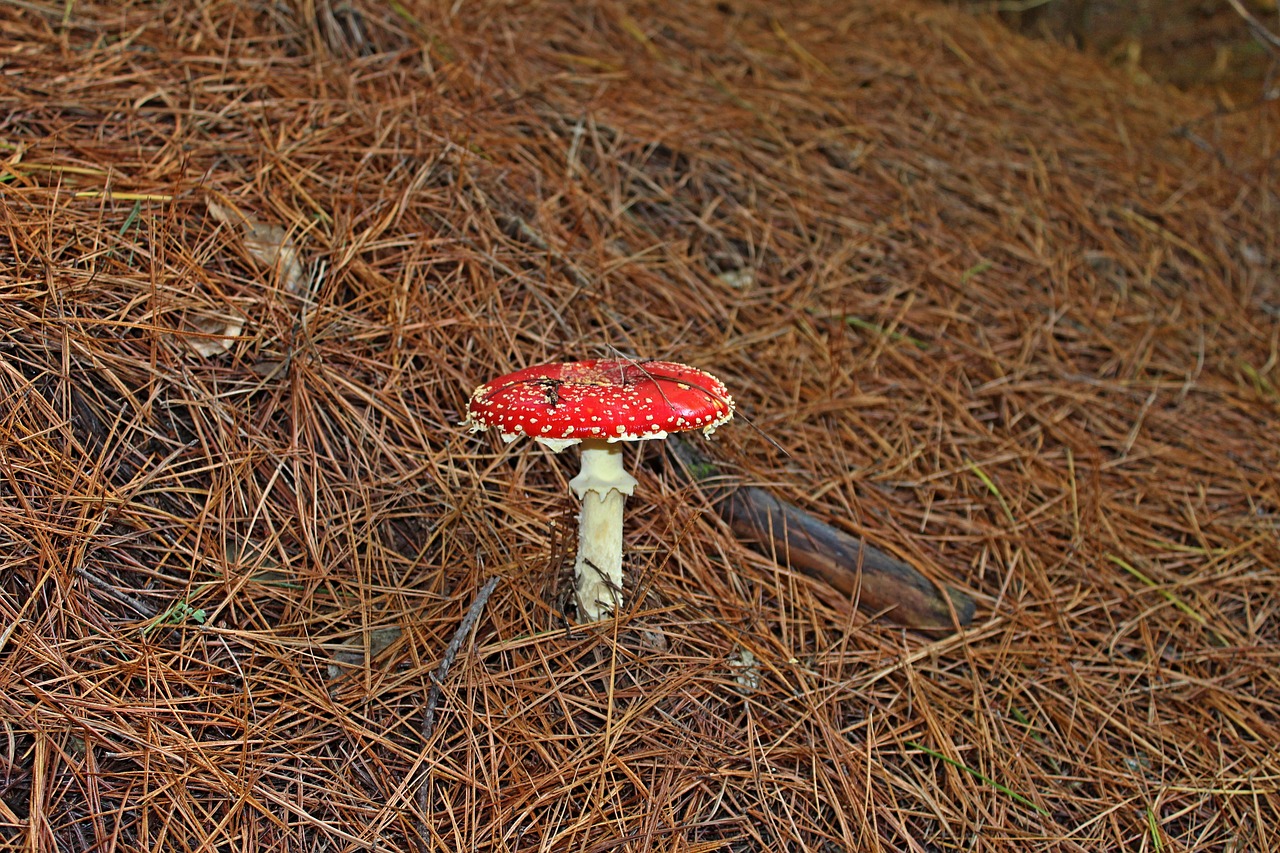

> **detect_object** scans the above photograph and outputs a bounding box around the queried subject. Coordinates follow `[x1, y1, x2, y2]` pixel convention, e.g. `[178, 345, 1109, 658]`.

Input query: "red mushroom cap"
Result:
[465, 359, 734, 447]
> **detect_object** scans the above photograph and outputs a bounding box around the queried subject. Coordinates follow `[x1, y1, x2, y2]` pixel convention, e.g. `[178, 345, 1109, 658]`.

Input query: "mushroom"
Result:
[464, 359, 735, 620]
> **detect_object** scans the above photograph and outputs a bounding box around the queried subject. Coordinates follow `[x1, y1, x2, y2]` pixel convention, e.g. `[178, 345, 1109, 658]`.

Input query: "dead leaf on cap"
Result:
[208, 200, 309, 294]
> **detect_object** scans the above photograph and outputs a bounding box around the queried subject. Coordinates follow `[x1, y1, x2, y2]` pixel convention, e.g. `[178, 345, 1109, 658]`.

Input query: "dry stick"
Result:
[74, 567, 159, 619]
[414, 575, 500, 848]
[420, 576, 500, 739]
[1225, 0, 1280, 53]
[666, 435, 975, 634]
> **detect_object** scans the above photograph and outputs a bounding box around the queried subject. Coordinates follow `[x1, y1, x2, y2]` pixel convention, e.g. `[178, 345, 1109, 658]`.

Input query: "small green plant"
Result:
[142, 600, 207, 636]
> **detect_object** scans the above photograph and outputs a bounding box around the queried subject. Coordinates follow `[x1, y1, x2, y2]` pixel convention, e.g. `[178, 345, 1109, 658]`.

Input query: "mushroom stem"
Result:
[568, 439, 638, 620]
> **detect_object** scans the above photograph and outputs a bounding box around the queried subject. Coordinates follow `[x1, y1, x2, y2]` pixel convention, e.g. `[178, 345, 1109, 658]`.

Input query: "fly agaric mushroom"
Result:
[464, 359, 734, 620]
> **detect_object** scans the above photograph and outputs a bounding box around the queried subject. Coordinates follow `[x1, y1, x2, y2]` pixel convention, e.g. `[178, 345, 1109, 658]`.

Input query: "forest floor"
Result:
[2, 1, 1277, 850]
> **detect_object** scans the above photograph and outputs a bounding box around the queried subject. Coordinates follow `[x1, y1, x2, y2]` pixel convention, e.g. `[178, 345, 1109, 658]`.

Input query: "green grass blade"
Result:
[966, 459, 1015, 524]
[1107, 554, 1207, 626]
[907, 740, 1049, 815]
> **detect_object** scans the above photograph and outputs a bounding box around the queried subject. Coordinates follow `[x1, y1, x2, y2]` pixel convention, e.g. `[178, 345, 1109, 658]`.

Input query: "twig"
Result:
[1225, 0, 1280, 53]
[414, 575, 500, 848]
[420, 575, 499, 740]
[75, 567, 159, 619]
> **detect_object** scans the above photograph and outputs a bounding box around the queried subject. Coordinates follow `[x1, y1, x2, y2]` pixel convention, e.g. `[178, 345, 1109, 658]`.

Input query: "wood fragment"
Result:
[667, 435, 975, 633]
